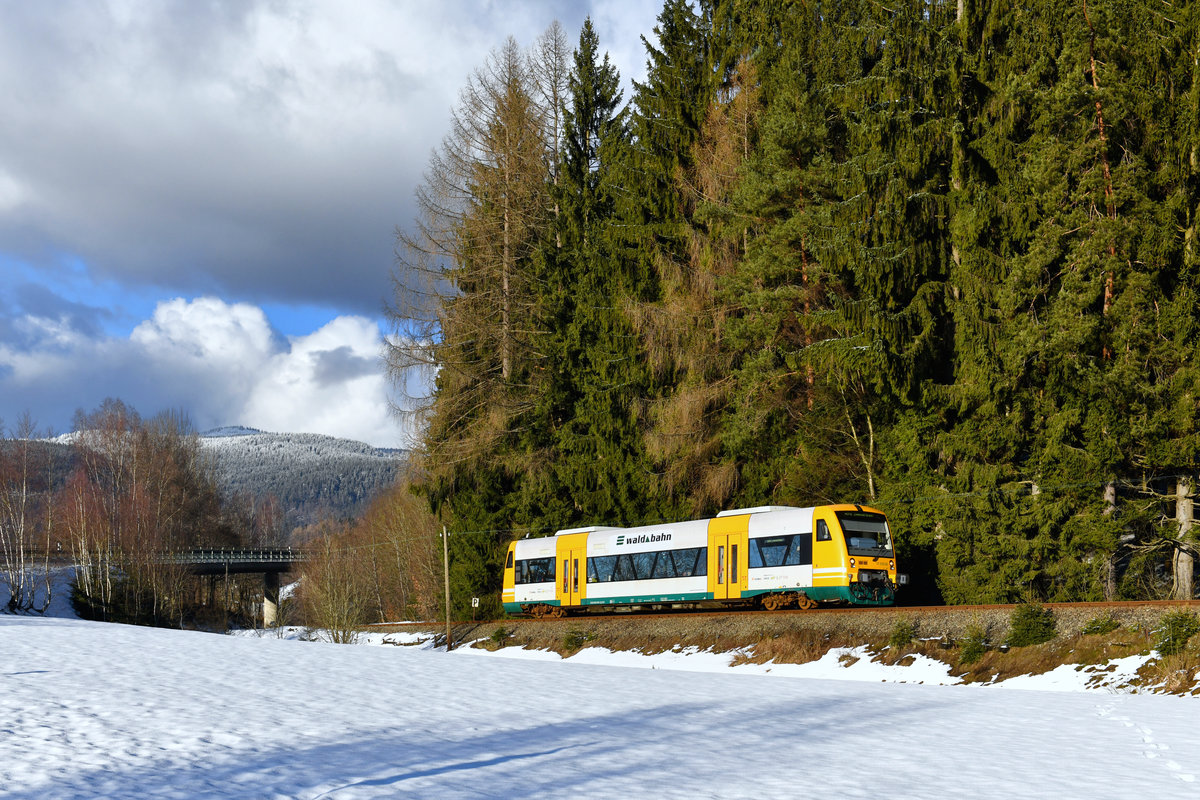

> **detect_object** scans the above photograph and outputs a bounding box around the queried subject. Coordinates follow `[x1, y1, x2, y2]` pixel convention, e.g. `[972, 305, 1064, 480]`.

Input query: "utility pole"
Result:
[443, 525, 452, 651]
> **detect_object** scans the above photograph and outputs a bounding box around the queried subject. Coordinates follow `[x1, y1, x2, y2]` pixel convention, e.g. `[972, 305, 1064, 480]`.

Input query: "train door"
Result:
[555, 532, 588, 609]
[811, 508, 845, 592]
[501, 543, 517, 611]
[707, 514, 749, 600]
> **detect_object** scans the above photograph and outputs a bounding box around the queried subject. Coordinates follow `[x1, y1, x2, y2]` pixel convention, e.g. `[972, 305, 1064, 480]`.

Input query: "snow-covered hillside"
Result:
[35, 427, 406, 531]
[3, 614, 1197, 800]
[199, 427, 406, 529]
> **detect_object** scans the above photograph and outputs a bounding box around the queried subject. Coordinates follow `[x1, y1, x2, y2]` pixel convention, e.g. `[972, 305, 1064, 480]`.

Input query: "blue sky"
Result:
[0, 0, 659, 447]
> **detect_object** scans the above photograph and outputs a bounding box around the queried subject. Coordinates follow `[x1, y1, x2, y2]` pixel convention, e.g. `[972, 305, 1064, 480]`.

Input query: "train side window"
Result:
[632, 551, 656, 580]
[506, 551, 514, 569]
[591, 555, 616, 582]
[816, 520, 831, 541]
[717, 545, 725, 584]
[755, 536, 790, 568]
[793, 532, 813, 566]
[515, 557, 555, 584]
[673, 548, 700, 577]
[730, 544, 738, 582]
[562, 560, 569, 592]
[613, 554, 636, 582]
[651, 552, 676, 579]
[670, 548, 706, 577]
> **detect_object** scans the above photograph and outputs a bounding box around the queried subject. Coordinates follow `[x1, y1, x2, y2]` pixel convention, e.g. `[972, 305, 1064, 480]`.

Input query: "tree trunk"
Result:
[1103, 480, 1118, 600]
[1173, 476, 1195, 600]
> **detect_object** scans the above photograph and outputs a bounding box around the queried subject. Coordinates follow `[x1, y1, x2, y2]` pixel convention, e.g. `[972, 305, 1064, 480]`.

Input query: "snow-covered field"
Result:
[3, 613, 1198, 800]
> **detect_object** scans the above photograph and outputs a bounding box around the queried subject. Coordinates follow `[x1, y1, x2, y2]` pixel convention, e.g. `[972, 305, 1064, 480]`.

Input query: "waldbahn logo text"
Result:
[615, 533, 672, 546]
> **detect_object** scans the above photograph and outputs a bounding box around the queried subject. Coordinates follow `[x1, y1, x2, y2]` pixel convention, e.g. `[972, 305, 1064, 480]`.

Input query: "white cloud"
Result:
[0, 297, 410, 447]
[131, 296, 277, 366]
[0, 1, 659, 315]
[0, 1, 662, 445]
[240, 315, 396, 446]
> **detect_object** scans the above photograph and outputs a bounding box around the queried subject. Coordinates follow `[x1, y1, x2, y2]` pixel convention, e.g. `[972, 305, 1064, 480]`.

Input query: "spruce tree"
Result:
[713, 1, 868, 509]
[538, 19, 656, 528]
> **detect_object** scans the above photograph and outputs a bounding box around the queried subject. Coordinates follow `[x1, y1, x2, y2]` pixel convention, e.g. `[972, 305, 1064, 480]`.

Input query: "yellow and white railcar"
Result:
[502, 504, 904, 617]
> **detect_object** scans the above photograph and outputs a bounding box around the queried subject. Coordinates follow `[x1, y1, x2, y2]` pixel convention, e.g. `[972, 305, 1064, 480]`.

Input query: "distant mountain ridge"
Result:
[201, 425, 264, 438]
[23, 427, 405, 535]
[199, 428, 407, 532]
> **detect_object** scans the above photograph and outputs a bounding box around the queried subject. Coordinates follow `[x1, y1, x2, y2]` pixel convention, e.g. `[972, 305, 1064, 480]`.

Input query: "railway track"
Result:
[373, 597, 1200, 632]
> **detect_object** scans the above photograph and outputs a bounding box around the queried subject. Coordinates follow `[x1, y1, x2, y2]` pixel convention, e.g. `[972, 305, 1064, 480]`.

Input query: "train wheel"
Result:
[762, 595, 785, 612]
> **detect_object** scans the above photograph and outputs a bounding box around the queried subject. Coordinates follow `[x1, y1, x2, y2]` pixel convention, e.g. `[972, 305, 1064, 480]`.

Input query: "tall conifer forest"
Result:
[389, 0, 1200, 616]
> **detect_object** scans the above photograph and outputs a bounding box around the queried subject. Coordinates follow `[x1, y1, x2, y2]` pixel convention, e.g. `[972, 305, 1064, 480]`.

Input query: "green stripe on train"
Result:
[740, 586, 893, 605]
[579, 591, 711, 606]
[504, 585, 892, 613]
[504, 593, 708, 613]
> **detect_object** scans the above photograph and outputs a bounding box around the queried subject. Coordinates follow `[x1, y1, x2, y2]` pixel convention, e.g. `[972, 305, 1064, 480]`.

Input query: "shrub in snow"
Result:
[1006, 603, 1056, 648]
[1154, 611, 1200, 657]
[563, 626, 595, 652]
[1081, 612, 1120, 636]
[888, 618, 917, 650]
[959, 624, 988, 665]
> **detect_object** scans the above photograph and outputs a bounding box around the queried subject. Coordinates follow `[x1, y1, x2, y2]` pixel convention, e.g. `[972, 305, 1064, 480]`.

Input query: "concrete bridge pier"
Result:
[263, 572, 281, 627]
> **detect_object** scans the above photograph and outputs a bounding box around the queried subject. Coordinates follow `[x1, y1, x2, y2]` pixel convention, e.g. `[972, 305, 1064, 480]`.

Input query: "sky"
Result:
[3, 608, 1200, 798]
[0, 1, 661, 448]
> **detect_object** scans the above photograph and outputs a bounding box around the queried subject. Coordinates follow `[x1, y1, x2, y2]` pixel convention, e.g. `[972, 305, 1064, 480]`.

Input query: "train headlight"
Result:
[890, 560, 895, 571]
[849, 558, 856, 569]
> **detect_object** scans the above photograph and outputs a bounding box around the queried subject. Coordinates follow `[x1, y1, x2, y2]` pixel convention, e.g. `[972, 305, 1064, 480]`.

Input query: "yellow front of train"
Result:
[809, 504, 905, 606]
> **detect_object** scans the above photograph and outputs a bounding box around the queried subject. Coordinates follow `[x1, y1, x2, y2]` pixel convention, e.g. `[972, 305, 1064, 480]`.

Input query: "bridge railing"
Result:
[152, 548, 311, 569]
[172, 548, 308, 563]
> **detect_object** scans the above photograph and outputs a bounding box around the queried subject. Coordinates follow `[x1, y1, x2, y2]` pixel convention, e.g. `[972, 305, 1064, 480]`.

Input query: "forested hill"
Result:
[200, 428, 406, 532]
[388, 1, 1200, 614]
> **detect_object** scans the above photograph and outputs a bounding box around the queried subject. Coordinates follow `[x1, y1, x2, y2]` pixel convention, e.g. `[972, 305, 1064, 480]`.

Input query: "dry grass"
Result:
[728, 629, 853, 667]
[949, 630, 1153, 685]
[1132, 633, 1200, 695]
[429, 604, 1200, 695]
[874, 638, 947, 666]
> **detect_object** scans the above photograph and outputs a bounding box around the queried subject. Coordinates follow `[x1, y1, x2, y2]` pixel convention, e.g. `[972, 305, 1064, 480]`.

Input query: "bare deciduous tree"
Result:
[299, 522, 372, 643]
[358, 482, 442, 620]
[0, 413, 59, 613]
[65, 400, 228, 623]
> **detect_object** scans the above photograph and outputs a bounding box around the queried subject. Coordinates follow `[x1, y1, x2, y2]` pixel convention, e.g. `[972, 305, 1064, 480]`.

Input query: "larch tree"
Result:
[388, 33, 560, 616]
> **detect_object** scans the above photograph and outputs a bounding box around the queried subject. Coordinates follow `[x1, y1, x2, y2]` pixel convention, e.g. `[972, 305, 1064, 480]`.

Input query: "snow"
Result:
[4, 615, 1199, 799]
[200, 426, 264, 438]
[198, 429, 402, 463]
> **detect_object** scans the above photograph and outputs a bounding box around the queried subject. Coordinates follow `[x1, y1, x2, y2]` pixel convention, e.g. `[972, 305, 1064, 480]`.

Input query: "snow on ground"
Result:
[3, 615, 1199, 800]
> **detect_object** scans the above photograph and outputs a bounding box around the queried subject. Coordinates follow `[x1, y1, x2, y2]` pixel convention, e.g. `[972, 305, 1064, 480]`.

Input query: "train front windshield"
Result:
[836, 510, 893, 557]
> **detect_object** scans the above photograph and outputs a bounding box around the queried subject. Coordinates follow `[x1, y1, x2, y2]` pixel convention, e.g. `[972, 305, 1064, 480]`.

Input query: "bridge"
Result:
[164, 548, 310, 626]
[163, 548, 308, 575]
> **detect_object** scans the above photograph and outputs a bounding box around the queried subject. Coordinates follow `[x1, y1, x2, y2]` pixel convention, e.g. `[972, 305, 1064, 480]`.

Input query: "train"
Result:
[501, 504, 906, 617]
